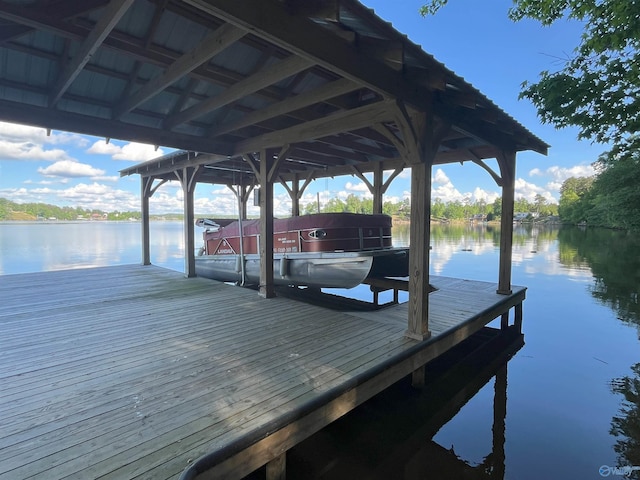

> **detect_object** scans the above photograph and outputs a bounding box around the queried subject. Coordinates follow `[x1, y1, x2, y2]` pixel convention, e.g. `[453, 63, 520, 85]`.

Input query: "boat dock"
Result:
[0, 265, 525, 480]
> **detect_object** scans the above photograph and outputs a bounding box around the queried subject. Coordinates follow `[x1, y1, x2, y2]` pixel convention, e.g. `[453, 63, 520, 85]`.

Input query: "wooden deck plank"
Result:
[0, 265, 525, 480]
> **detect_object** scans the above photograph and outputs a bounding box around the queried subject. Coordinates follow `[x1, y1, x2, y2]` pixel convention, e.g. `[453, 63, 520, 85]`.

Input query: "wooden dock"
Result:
[0, 265, 525, 480]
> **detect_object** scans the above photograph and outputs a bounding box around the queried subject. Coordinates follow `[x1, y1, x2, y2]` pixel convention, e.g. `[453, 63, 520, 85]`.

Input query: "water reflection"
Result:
[610, 364, 640, 479]
[558, 228, 640, 326]
[559, 227, 640, 478]
[261, 328, 523, 480]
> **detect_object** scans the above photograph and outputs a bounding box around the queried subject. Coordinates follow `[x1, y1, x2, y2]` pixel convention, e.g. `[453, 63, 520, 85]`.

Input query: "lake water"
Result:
[1, 221, 638, 479]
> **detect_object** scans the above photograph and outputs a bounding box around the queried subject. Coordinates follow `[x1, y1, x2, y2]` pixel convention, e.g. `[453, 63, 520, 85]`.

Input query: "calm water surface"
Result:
[1, 221, 638, 479]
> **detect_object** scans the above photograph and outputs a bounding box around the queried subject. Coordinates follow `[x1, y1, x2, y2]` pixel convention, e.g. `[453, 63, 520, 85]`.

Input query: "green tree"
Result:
[558, 176, 594, 223]
[492, 197, 502, 217]
[586, 148, 640, 229]
[323, 197, 347, 213]
[422, 1, 640, 229]
[533, 194, 547, 215]
[421, 0, 640, 159]
[431, 198, 446, 219]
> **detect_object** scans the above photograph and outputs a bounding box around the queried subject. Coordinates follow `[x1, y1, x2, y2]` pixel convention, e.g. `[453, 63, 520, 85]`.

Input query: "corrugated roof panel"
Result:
[209, 41, 265, 77]
[192, 80, 221, 98]
[156, 11, 209, 53]
[136, 90, 178, 116]
[90, 46, 137, 76]
[14, 29, 64, 56]
[0, 85, 47, 108]
[82, 0, 154, 40]
[137, 62, 165, 83]
[120, 110, 164, 130]
[59, 98, 111, 120]
[67, 69, 126, 104]
[171, 122, 207, 138]
[235, 94, 271, 113]
[289, 73, 330, 96]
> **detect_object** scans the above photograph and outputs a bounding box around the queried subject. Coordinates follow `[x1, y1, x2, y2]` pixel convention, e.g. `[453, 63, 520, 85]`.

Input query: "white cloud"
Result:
[37, 160, 106, 178]
[87, 140, 164, 162]
[114, 143, 164, 162]
[0, 183, 140, 211]
[87, 140, 122, 155]
[432, 181, 464, 203]
[344, 180, 369, 192]
[433, 168, 450, 185]
[0, 139, 72, 162]
[529, 164, 596, 182]
[0, 121, 88, 147]
[471, 187, 499, 203]
[515, 178, 556, 203]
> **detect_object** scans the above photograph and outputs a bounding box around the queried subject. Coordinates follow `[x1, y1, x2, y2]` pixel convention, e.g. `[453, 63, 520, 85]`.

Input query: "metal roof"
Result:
[0, 0, 548, 186]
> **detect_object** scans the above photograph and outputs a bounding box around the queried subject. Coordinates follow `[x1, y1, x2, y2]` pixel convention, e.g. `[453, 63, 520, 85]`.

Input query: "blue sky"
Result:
[0, 0, 605, 216]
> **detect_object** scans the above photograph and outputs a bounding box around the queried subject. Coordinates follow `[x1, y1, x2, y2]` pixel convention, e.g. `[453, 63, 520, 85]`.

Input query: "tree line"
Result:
[0, 198, 140, 221]
[559, 148, 640, 230]
[422, 0, 640, 232]
[2, 194, 559, 223]
[302, 193, 558, 221]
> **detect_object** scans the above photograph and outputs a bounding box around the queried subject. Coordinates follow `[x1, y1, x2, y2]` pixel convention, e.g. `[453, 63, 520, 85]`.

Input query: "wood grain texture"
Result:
[0, 265, 524, 480]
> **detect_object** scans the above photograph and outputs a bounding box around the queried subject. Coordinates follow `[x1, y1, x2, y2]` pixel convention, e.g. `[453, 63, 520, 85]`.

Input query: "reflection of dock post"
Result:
[492, 363, 507, 479]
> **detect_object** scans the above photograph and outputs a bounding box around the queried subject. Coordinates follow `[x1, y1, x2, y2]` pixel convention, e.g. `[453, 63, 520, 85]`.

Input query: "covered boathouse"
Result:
[0, 0, 547, 478]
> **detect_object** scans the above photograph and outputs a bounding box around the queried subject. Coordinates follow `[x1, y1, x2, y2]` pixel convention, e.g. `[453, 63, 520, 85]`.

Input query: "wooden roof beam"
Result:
[209, 78, 359, 137]
[184, 0, 427, 109]
[164, 54, 313, 129]
[0, 98, 232, 156]
[48, 0, 135, 107]
[404, 66, 447, 91]
[114, 23, 245, 119]
[294, 141, 368, 163]
[233, 99, 394, 155]
[317, 134, 396, 158]
[284, 0, 340, 22]
[0, 0, 110, 44]
[358, 36, 404, 72]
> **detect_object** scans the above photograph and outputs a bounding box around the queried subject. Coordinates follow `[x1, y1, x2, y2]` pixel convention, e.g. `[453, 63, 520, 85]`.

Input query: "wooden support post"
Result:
[411, 364, 426, 389]
[497, 150, 516, 294]
[175, 165, 199, 278]
[514, 302, 523, 333]
[259, 150, 275, 298]
[406, 159, 432, 341]
[257, 145, 289, 297]
[240, 186, 248, 220]
[373, 162, 383, 214]
[141, 177, 152, 266]
[265, 452, 286, 480]
[500, 311, 509, 330]
[291, 174, 300, 217]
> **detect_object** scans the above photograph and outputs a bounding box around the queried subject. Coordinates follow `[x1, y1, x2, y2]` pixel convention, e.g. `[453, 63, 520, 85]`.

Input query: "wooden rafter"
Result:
[184, 0, 427, 111]
[208, 78, 358, 137]
[48, 0, 135, 107]
[294, 141, 368, 164]
[165, 55, 313, 129]
[0, 98, 232, 155]
[233, 99, 394, 155]
[114, 23, 245, 119]
[0, 0, 110, 44]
